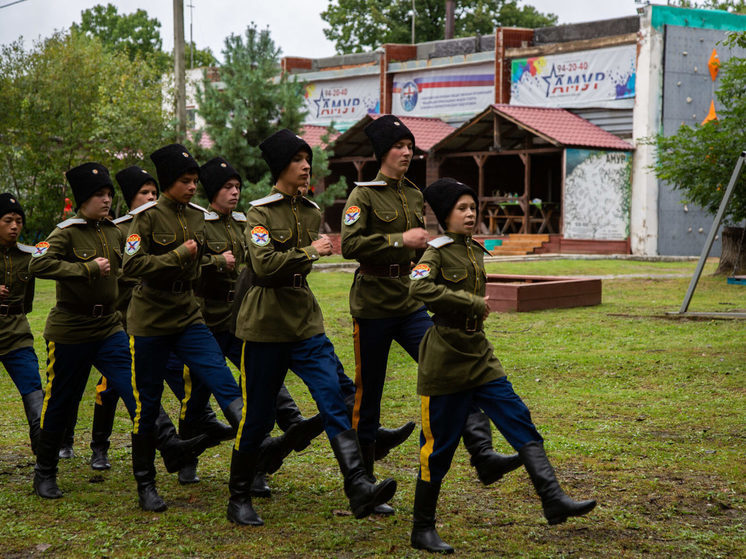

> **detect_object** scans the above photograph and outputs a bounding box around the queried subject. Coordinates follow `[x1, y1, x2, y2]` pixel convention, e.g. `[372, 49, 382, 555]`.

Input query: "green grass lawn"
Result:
[0, 259, 744, 558]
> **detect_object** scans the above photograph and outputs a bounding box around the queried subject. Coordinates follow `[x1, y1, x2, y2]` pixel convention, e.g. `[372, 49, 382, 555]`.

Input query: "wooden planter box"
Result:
[485, 274, 602, 312]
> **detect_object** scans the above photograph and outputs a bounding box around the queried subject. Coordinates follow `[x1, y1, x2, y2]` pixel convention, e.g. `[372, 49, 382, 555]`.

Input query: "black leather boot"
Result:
[227, 449, 264, 526]
[374, 421, 416, 460]
[330, 429, 397, 519]
[131, 432, 167, 512]
[275, 385, 324, 452]
[519, 441, 596, 525]
[250, 471, 271, 498]
[90, 400, 117, 470]
[58, 406, 78, 459]
[410, 478, 454, 554]
[361, 443, 394, 516]
[177, 419, 201, 485]
[462, 411, 523, 485]
[155, 406, 214, 473]
[21, 390, 43, 455]
[222, 397, 243, 432]
[197, 403, 235, 442]
[33, 429, 64, 499]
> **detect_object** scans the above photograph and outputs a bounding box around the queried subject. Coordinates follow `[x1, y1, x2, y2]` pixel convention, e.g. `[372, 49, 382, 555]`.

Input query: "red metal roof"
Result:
[492, 104, 634, 150]
[301, 125, 339, 149]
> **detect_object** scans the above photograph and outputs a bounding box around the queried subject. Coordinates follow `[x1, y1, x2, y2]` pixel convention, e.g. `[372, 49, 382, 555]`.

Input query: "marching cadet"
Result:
[341, 116, 521, 514]
[0, 193, 43, 455]
[228, 129, 396, 526]
[122, 144, 247, 511]
[409, 179, 596, 553]
[28, 163, 209, 506]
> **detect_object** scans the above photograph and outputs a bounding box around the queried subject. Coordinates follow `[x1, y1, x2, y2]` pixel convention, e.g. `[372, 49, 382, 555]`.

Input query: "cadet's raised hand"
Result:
[182, 239, 198, 258]
[0, 285, 8, 298]
[402, 227, 429, 249]
[222, 250, 236, 271]
[482, 296, 491, 320]
[312, 234, 333, 257]
[94, 257, 110, 276]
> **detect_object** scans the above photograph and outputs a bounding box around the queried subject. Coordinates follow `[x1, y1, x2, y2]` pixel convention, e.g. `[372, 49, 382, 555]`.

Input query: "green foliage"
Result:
[650, 34, 746, 224]
[0, 31, 169, 239]
[666, 0, 746, 13]
[321, 0, 557, 54]
[308, 126, 348, 211]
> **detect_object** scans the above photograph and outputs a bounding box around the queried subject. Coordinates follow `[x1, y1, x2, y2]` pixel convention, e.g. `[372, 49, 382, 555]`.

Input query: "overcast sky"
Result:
[0, 1, 671, 60]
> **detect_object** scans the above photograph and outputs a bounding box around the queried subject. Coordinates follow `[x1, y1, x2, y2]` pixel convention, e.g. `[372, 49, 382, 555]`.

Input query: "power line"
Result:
[0, 0, 30, 10]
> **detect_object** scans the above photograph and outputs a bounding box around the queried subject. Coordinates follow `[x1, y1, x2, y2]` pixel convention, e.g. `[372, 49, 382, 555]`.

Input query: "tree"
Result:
[650, 33, 746, 274]
[321, 0, 558, 54]
[666, 0, 746, 13]
[0, 31, 170, 238]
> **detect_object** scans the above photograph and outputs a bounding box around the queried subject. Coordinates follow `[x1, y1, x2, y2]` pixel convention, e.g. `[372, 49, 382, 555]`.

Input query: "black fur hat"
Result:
[364, 115, 415, 162]
[200, 157, 241, 202]
[0, 192, 24, 225]
[259, 129, 313, 183]
[424, 178, 478, 230]
[149, 144, 199, 191]
[65, 162, 114, 208]
[115, 166, 158, 208]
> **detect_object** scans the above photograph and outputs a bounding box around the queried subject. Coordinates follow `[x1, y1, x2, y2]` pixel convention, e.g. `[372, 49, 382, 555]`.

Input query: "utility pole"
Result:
[445, 0, 455, 40]
[188, 1, 195, 70]
[173, 0, 187, 141]
[411, 0, 415, 44]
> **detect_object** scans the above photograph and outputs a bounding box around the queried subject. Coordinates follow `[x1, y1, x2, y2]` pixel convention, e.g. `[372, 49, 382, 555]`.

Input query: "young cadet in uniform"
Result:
[122, 144, 246, 510]
[409, 179, 596, 553]
[0, 193, 43, 454]
[341, 116, 520, 507]
[28, 163, 208, 506]
[228, 129, 396, 526]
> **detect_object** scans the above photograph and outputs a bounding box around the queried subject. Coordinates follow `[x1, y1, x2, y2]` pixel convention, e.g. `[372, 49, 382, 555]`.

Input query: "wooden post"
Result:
[353, 160, 365, 182]
[519, 152, 531, 234]
[473, 154, 488, 234]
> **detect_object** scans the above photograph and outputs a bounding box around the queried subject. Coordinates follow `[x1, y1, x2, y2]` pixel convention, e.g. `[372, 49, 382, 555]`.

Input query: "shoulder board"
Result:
[301, 196, 319, 210]
[354, 181, 387, 187]
[204, 211, 220, 221]
[17, 243, 35, 254]
[231, 211, 247, 222]
[472, 239, 490, 254]
[250, 192, 283, 207]
[56, 217, 86, 229]
[189, 202, 208, 213]
[113, 214, 133, 225]
[130, 200, 158, 215]
[427, 236, 454, 249]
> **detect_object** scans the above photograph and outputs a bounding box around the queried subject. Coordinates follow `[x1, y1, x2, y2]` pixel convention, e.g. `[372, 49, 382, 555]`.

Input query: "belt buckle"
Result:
[92, 304, 104, 318]
[226, 289, 235, 302]
[0, 304, 9, 317]
[292, 274, 303, 288]
[172, 280, 184, 294]
[465, 317, 477, 332]
[389, 263, 400, 277]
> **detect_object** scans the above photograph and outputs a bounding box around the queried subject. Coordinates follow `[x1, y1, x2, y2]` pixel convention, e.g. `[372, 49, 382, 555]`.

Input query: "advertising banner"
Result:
[510, 45, 636, 108]
[303, 76, 380, 126]
[391, 63, 495, 117]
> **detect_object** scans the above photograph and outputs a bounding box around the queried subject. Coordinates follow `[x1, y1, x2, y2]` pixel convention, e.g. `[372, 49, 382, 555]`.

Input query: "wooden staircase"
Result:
[489, 234, 550, 256]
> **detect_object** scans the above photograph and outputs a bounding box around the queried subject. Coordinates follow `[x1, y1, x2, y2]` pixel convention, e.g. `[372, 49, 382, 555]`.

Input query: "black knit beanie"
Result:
[65, 162, 114, 208]
[200, 157, 241, 202]
[0, 192, 24, 225]
[149, 144, 199, 191]
[115, 166, 158, 208]
[364, 115, 415, 162]
[424, 178, 478, 230]
[259, 129, 313, 183]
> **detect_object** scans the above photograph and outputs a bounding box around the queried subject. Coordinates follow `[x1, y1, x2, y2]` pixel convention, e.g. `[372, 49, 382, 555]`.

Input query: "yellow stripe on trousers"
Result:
[129, 335, 142, 433]
[94, 376, 108, 406]
[351, 319, 363, 430]
[180, 366, 192, 421]
[419, 395, 434, 482]
[40, 341, 57, 430]
[234, 341, 249, 451]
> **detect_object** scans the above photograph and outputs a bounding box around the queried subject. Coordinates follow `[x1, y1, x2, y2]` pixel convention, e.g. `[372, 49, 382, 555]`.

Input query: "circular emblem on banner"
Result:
[343, 206, 361, 226]
[32, 241, 50, 258]
[400, 81, 419, 112]
[125, 234, 141, 255]
[251, 226, 270, 247]
[410, 263, 430, 280]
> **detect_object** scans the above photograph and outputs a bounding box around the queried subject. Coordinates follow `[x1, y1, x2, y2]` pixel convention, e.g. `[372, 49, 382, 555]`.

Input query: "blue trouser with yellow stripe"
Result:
[130, 323, 241, 433]
[1, 345, 42, 396]
[419, 376, 543, 483]
[41, 331, 138, 432]
[235, 333, 349, 453]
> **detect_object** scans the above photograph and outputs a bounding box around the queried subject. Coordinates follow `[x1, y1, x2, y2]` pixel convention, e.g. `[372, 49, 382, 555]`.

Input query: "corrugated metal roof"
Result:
[301, 125, 338, 148]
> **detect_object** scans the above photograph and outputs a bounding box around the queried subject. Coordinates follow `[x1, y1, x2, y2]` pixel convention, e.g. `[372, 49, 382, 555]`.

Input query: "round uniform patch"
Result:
[344, 206, 361, 226]
[410, 264, 430, 280]
[125, 234, 141, 255]
[32, 241, 50, 258]
[251, 226, 270, 247]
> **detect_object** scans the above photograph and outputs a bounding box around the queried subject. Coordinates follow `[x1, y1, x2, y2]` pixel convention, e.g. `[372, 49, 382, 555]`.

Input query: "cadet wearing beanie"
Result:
[341, 117, 518, 515]
[122, 144, 247, 511]
[0, 193, 44, 456]
[408, 178, 596, 553]
[227, 128, 396, 526]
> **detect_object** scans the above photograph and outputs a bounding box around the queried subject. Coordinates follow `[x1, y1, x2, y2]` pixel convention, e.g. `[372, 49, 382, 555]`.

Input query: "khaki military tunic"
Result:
[29, 213, 124, 344]
[122, 195, 206, 337]
[234, 188, 324, 343]
[112, 214, 139, 322]
[341, 171, 426, 319]
[408, 233, 505, 396]
[0, 242, 35, 355]
[198, 206, 248, 333]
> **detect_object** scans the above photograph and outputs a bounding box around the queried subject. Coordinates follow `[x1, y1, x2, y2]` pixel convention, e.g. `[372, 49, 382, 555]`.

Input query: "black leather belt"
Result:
[252, 274, 307, 288]
[358, 263, 410, 278]
[57, 301, 116, 318]
[432, 314, 483, 333]
[142, 278, 194, 294]
[0, 302, 24, 316]
[196, 283, 236, 302]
